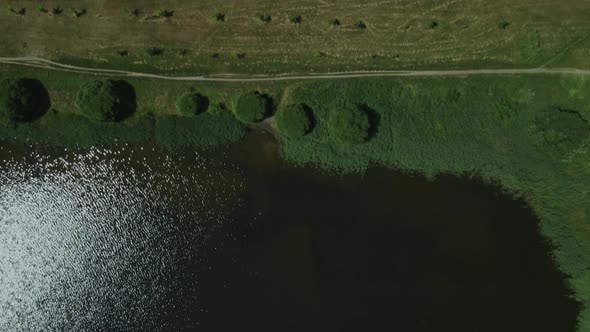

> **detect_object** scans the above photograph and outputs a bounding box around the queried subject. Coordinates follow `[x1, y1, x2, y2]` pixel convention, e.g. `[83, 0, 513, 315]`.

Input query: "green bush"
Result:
[0, 79, 50, 124]
[233, 92, 269, 124]
[533, 108, 590, 156]
[328, 105, 370, 144]
[212, 11, 225, 22]
[329, 18, 341, 26]
[258, 14, 272, 22]
[76, 80, 136, 122]
[123, 8, 139, 17]
[69, 8, 86, 18]
[177, 93, 209, 116]
[155, 9, 173, 18]
[288, 15, 302, 24]
[145, 47, 163, 56]
[355, 20, 367, 29]
[275, 104, 313, 138]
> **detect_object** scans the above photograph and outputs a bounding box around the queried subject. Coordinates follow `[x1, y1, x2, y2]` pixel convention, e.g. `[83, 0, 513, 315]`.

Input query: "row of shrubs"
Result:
[0, 78, 374, 146]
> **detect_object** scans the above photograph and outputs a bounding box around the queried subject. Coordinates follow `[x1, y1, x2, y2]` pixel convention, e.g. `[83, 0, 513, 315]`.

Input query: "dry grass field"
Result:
[1, 0, 590, 74]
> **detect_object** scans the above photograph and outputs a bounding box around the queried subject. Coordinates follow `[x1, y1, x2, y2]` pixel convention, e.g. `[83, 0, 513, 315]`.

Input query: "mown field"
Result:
[1, 63, 590, 330]
[1, 0, 590, 74]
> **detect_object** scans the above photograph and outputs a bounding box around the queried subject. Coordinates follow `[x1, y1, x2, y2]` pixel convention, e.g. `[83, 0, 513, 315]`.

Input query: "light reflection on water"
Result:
[0, 145, 243, 331]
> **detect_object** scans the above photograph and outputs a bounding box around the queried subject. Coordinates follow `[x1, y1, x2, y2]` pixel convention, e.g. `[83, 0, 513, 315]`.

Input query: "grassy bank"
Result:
[0, 64, 289, 148]
[2, 0, 590, 74]
[278, 75, 590, 330]
[1, 64, 590, 330]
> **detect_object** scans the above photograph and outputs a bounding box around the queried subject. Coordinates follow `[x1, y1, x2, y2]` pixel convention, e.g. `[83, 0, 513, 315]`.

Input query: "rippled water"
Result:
[0, 144, 243, 331]
[0, 132, 580, 331]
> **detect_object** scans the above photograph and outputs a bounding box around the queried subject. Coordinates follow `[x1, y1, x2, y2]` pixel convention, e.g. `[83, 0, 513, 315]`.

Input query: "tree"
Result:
[76, 80, 135, 122]
[329, 18, 340, 26]
[355, 20, 367, 29]
[275, 104, 312, 138]
[212, 11, 225, 22]
[233, 92, 269, 123]
[155, 9, 173, 18]
[0, 79, 49, 124]
[145, 47, 163, 56]
[328, 105, 370, 144]
[258, 14, 272, 22]
[288, 15, 302, 24]
[177, 93, 209, 116]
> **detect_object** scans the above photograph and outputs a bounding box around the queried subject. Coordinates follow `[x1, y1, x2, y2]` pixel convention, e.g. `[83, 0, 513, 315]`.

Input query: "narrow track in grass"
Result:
[2, 56, 590, 82]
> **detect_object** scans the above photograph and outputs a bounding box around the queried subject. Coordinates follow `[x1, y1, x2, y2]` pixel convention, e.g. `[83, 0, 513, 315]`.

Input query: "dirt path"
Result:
[2, 56, 590, 82]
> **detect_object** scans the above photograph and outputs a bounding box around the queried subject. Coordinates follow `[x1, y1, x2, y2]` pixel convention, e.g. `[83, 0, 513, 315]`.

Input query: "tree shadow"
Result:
[261, 93, 276, 118]
[19, 79, 50, 122]
[195, 93, 210, 115]
[359, 103, 380, 140]
[301, 104, 317, 134]
[113, 80, 137, 121]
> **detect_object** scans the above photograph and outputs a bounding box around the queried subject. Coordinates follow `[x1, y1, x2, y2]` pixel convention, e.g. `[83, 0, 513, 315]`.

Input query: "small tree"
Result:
[288, 15, 302, 24]
[7, 6, 26, 16]
[145, 47, 163, 56]
[430, 20, 439, 29]
[155, 9, 173, 18]
[0, 79, 49, 124]
[275, 104, 312, 138]
[233, 92, 269, 123]
[37, 6, 48, 13]
[76, 80, 135, 122]
[212, 11, 225, 22]
[51, 7, 63, 16]
[177, 93, 209, 116]
[232, 52, 246, 59]
[355, 20, 367, 29]
[329, 18, 340, 26]
[498, 21, 511, 29]
[123, 8, 140, 17]
[69, 8, 86, 18]
[328, 105, 370, 145]
[258, 14, 272, 22]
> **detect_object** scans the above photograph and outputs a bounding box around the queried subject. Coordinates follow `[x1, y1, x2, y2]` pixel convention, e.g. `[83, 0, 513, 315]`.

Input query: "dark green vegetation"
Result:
[233, 92, 271, 124]
[76, 80, 136, 122]
[177, 92, 209, 116]
[0, 78, 49, 124]
[275, 104, 312, 138]
[1, 63, 590, 330]
[288, 14, 302, 24]
[327, 105, 371, 145]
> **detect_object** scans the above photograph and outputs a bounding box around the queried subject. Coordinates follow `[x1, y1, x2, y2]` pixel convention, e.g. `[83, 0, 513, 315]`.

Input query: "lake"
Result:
[0, 131, 579, 331]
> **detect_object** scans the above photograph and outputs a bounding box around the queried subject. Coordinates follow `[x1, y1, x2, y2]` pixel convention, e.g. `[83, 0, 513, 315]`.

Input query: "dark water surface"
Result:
[0, 131, 579, 331]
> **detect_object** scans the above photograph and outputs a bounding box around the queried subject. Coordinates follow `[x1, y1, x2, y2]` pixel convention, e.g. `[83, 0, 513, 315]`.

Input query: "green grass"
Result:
[1, 0, 589, 75]
[1, 63, 590, 330]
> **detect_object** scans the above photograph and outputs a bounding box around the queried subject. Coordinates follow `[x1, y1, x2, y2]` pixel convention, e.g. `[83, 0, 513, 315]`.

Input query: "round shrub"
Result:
[177, 93, 208, 116]
[233, 92, 269, 123]
[0, 78, 49, 124]
[328, 105, 370, 145]
[275, 104, 312, 138]
[76, 80, 135, 122]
